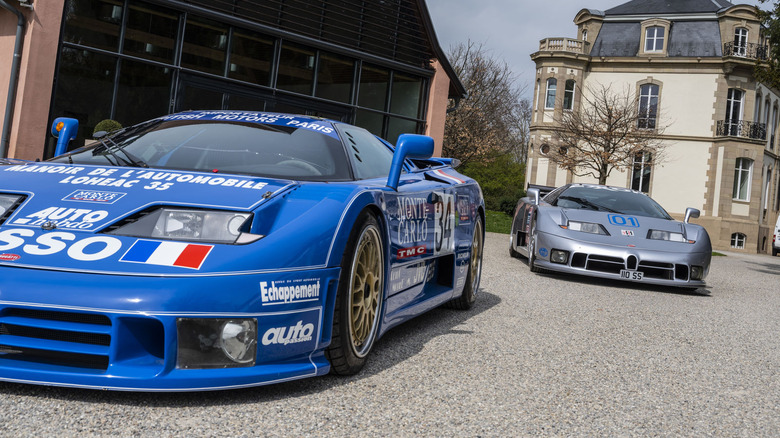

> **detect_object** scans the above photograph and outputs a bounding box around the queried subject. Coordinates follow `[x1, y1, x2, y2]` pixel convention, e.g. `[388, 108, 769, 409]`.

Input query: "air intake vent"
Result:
[0, 308, 112, 370]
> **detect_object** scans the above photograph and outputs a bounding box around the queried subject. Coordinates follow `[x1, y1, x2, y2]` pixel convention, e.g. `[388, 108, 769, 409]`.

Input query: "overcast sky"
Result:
[426, 0, 765, 97]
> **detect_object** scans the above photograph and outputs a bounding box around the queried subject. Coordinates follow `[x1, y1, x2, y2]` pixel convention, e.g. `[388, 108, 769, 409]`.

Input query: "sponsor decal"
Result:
[262, 320, 315, 346]
[621, 230, 635, 237]
[431, 169, 466, 185]
[0, 253, 20, 261]
[12, 207, 109, 230]
[0, 228, 122, 261]
[389, 261, 428, 293]
[64, 189, 126, 204]
[456, 277, 465, 288]
[4, 165, 269, 192]
[539, 248, 549, 257]
[260, 279, 321, 305]
[397, 245, 426, 259]
[608, 214, 640, 227]
[457, 195, 471, 224]
[396, 196, 429, 245]
[163, 111, 338, 138]
[120, 239, 212, 269]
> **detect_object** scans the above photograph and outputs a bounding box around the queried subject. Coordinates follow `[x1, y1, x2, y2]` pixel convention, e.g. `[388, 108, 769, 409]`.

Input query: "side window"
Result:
[337, 125, 395, 180]
[545, 78, 557, 109]
[638, 84, 659, 129]
[631, 152, 652, 193]
[563, 80, 575, 110]
[733, 157, 753, 201]
[725, 88, 744, 136]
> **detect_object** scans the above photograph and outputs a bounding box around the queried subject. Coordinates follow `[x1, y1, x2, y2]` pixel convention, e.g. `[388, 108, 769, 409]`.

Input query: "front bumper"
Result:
[533, 230, 710, 288]
[0, 265, 339, 391]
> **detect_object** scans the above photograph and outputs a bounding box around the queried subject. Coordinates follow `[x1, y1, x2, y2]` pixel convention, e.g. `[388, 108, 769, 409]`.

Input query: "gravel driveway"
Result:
[2, 232, 779, 437]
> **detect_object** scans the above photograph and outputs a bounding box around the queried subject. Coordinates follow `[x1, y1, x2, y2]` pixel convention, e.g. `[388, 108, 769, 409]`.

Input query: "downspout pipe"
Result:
[0, 0, 26, 158]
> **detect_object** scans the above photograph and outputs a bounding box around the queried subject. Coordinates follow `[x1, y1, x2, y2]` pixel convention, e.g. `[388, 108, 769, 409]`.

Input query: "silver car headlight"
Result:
[0, 194, 23, 219]
[648, 230, 691, 243]
[108, 208, 262, 244]
[564, 221, 607, 235]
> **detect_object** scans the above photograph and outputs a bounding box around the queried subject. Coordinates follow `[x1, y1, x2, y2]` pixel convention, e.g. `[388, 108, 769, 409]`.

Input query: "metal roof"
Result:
[604, 0, 735, 15]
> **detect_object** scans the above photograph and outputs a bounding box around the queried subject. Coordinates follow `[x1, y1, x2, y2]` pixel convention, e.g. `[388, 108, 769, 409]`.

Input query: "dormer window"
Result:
[640, 20, 670, 55]
[582, 29, 588, 42]
[645, 27, 665, 52]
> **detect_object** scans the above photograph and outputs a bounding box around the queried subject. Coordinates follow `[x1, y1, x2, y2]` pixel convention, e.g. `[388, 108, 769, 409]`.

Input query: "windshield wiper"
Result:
[94, 136, 148, 168]
[558, 196, 620, 213]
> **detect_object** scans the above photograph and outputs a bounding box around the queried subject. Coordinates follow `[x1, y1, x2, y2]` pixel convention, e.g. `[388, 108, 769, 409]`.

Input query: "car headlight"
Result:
[0, 194, 24, 220]
[648, 230, 691, 243]
[177, 318, 257, 368]
[108, 208, 262, 244]
[564, 221, 607, 235]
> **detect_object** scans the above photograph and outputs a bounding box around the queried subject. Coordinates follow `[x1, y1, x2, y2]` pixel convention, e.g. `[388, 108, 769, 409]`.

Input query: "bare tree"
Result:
[549, 83, 669, 185]
[443, 41, 530, 165]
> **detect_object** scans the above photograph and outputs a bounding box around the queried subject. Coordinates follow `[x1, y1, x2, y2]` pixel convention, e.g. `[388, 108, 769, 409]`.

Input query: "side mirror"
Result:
[51, 117, 79, 156]
[386, 134, 434, 190]
[527, 188, 540, 205]
[684, 207, 700, 224]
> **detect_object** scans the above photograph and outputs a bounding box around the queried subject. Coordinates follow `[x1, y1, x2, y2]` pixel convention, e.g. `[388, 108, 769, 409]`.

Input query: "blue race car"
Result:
[0, 110, 484, 391]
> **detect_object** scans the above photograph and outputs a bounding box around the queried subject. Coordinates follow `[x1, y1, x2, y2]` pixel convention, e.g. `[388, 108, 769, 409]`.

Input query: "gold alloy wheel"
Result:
[349, 225, 383, 357]
[470, 219, 483, 290]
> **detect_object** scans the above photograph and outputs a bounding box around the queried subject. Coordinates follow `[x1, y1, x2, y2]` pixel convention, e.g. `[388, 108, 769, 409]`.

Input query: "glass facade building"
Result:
[41, 0, 457, 156]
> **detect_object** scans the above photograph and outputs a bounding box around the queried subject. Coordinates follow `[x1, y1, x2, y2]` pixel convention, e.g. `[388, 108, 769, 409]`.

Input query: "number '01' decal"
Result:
[608, 214, 640, 227]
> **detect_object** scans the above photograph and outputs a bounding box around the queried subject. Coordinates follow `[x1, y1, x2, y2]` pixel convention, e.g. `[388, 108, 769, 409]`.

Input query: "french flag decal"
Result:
[120, 240, 213, 269]
[432, 169, 466, 184]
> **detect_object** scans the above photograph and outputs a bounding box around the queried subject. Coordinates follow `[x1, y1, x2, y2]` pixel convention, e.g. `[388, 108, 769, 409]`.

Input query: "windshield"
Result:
[552, 186, 672, 219]
[49, 120, 352, 181]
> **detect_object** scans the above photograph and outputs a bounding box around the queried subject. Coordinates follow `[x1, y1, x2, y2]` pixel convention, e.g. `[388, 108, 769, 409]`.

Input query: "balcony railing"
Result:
[716, 120, 766, 140]
[723, 42, 768, 60]
[538, 38, 591, 55]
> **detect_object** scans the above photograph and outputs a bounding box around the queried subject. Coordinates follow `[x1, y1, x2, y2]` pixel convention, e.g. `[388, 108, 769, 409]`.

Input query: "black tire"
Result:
[448, 216, 484, 310]
[326, 212, 384, 376]
[509, 230, 521, 259]
[528, 216, 543, 273]
[774, 248, 779, 257]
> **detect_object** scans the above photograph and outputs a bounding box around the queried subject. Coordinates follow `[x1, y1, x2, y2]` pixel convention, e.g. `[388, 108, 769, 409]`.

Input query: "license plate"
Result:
[620, 270, 643, 281]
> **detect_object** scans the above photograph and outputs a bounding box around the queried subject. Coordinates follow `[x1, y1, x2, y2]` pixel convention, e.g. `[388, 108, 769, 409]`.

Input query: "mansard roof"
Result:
[604, 0, 735, 15]
[590, 21, 723, 57]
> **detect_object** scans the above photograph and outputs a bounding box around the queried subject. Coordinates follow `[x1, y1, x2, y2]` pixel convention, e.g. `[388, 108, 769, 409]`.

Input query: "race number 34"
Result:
[434, 192, 455, 254]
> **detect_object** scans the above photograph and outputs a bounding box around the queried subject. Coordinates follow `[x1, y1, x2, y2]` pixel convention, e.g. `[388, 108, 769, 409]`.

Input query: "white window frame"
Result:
[734, 27, 748, 57]
[638, 84, 659, 129]
[631, 152, 652, 193]
[733, 157, 753, 201]
[563, 80, 575, 111]
[645, 26, 665, 52]
[545, 78, 557, 109]
[726, 88, 744, 135]
[730, 232, 746, 249]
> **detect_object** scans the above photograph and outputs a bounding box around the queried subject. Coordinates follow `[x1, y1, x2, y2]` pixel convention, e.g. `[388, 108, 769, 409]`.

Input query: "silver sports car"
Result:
[509, 184, 712, 288]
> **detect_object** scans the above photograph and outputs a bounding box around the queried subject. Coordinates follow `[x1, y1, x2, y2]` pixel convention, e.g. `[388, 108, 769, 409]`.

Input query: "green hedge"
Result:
[459, 153, 525, 216]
